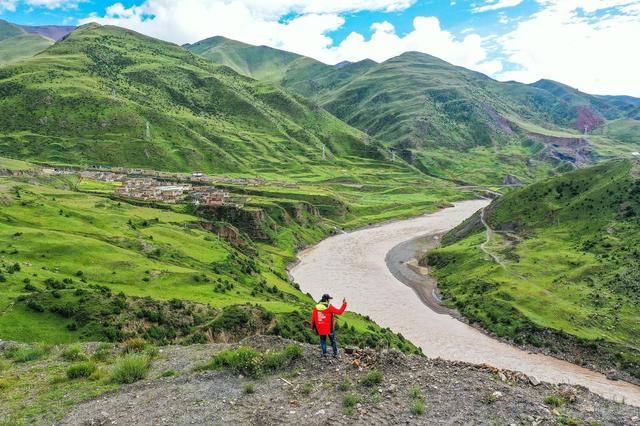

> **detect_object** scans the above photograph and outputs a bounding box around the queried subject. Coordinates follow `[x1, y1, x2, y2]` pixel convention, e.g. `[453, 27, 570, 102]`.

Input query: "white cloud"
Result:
[0, 0, 83, 11]
[496, 0, 640, 96]
[472, 0, 523, 13]
[328, 16, 502, 75]
[0, 0, 16, 12]
[81, 1, 499, 76]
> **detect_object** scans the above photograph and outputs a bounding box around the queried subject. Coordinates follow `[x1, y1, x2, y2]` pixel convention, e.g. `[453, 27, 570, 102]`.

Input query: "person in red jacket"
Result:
[310, 294, 347, 358]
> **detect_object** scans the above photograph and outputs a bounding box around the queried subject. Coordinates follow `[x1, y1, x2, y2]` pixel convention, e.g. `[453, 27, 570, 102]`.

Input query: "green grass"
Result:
[0, 23, 404, 180]
[360, 370, 383, 387]
[428, 159, 640, 379]
[243, 383, 254, 394]
[0, 20, 53, 65]
[410, 400, 425, 415]
[202, 344, 302, 378]
[66, 362, 97, 379]
[110, 354, 150, 384]
[190, 37, 640, 186]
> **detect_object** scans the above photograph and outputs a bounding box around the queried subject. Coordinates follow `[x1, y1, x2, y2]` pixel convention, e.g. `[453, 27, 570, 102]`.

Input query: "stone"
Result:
[315, 409, 325, 416]
[529, 376, 540, 386]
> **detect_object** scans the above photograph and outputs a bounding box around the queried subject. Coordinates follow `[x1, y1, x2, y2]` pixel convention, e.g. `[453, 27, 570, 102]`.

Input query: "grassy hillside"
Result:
[0, 19, 53, 65]
[426, 160, 640, 380]
[0, 24, 398, 176]
[185, 36, 327, 84]
[0, 154, 465, 351]
[189, 39, 640, 185]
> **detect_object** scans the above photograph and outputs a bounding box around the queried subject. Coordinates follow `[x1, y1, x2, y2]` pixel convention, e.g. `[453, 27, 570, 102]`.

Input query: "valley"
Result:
[0, 17, 638, 424]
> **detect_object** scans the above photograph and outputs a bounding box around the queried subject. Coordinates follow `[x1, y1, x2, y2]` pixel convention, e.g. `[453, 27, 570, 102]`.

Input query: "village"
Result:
[39, 165, 301, 206]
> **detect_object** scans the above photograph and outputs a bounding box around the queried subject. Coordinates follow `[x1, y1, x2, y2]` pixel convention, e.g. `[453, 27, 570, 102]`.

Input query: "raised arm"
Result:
[332, 301, 347, 315]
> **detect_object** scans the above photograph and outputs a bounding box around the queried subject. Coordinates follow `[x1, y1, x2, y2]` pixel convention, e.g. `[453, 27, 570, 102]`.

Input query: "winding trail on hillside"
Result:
[479, 206, 526, 280]
[290, 200, 640, 407]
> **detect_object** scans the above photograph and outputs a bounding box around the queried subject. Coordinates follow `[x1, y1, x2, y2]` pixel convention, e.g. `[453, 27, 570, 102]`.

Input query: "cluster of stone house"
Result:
[115, 178, 233, 205]
[115, 179, 193, 204]
[189, 188, 231, 206]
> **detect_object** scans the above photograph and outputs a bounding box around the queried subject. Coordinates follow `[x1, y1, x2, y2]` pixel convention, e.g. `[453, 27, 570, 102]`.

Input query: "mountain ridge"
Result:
[187, 35, 640, 185]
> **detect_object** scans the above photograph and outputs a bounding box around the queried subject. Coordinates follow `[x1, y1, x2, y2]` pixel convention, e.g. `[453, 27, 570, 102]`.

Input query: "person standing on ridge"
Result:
[310, 294, 347, 358]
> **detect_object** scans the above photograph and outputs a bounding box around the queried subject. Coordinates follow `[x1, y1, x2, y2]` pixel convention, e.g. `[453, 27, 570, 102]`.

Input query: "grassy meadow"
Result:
[427, 160, 640, 379]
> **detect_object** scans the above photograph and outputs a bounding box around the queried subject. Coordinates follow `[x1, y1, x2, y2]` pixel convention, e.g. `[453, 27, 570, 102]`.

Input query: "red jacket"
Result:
[310, 301, 347, 336]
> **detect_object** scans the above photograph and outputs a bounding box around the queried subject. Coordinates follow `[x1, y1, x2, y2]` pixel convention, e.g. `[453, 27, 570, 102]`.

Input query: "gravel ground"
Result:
[59, 336, 639, 426]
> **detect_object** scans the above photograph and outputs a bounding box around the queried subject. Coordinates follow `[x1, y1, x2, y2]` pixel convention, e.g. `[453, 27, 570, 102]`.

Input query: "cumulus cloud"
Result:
[81, 0, 500, 76]
[0, 0, 16, 11]
[0, 0, 83, 11]
[472, 0, 523, 13]
[496, 0, 640, 96]
[329, 17, 502, 74]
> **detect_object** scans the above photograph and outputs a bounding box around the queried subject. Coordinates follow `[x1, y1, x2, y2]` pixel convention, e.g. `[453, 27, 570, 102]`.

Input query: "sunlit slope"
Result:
[428, 160, 640, 379]
[190, 38, 640, 184]
[0, 24, 390, 174]
[0, 19, 53, 65]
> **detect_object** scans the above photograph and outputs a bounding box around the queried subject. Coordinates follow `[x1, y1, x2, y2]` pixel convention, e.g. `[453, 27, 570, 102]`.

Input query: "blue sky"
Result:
[1, 0, 639, 96]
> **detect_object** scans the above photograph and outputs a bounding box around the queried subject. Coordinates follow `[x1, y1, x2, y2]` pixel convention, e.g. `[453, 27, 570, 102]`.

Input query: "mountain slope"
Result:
[188, 39, 640, 184]
[426, 159, 640, 381]
[0, 24, 392, 175]
[185, 36, 327, 84]
[0, 19, 53, 65]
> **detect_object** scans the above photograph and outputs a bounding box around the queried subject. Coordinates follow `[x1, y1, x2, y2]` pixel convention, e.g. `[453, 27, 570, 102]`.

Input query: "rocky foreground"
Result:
[59, 336, 639, 425]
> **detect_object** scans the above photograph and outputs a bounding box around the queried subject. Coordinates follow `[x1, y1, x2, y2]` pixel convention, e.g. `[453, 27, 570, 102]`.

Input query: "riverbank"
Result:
[387, 230, 640, 387]
[290, 200, 640, 407]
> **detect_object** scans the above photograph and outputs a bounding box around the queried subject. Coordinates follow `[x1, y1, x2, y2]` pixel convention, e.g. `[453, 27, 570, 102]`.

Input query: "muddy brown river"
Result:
[290, 200, 640, 407]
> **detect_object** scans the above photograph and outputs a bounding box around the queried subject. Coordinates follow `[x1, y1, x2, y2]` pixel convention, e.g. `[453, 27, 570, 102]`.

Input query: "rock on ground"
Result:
[59, 336, 640, 425]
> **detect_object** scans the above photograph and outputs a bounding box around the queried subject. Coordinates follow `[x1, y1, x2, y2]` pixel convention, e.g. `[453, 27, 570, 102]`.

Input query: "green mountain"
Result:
[189, 38, 640, 185]
[427, 159, 640, 381]
[0, 24, 398, 176]
[0, 19, 53, 65]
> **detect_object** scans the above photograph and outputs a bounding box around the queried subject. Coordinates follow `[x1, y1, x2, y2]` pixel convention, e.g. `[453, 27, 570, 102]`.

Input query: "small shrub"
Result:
[262, 344, 303, 372]
[160, 369, 177, 378]
[0, 274, 6, 283]
[206, 347, 262, 378]
[67, 362, 97, 379]
[343, 393, 358, 408]
[89, 367, 108, 381]
[91, 345, 112, 363]
[205, 345, 302, 378]
[23, 283, 37, 292]
[50, 375, 67, 385]
[338, 378, 351, 391]
[121, 337, 148, 354]
[485, 393, 499, 404]
[62, 344, 87, 361]
[5, 345, 49, 363]
[343, 393, 358, 415]
[302, 383, 312, 396]
[410, 400, 425, 415]
[243, 383, 255, 394]
[409, 386, 423, 399]
[0, 378, 13, 390]
[360, 370, 383, 387]
[544, 395, 564, 408]
[111, 355, 150, 384]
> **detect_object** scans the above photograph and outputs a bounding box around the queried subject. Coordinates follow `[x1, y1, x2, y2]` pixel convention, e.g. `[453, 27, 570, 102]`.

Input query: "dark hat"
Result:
[320, 294, 332, 302]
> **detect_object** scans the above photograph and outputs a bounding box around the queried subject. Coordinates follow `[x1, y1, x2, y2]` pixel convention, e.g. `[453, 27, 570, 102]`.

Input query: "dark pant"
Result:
[320, 332, 337, 355]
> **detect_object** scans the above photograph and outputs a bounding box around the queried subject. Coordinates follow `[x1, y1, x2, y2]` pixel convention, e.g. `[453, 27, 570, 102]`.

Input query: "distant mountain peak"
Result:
[19, 23, 75, 41]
